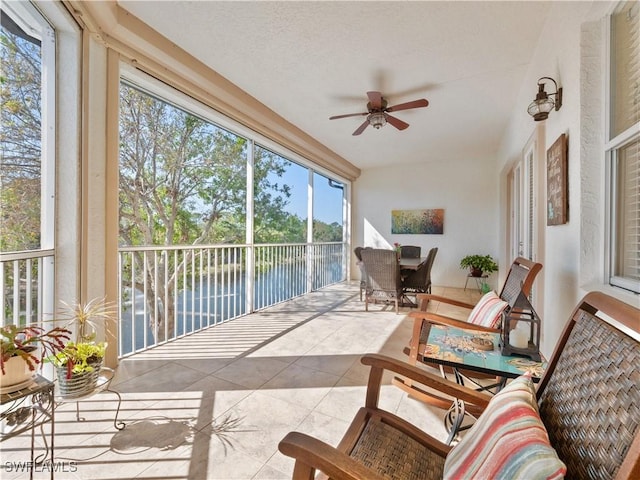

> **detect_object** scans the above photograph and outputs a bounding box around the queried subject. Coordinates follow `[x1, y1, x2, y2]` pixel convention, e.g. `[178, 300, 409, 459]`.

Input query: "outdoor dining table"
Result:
[399, 256, 427, 270]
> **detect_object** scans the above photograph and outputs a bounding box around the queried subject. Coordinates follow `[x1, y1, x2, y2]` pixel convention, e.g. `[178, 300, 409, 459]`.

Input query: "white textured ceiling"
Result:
[118, 1, 551, 171]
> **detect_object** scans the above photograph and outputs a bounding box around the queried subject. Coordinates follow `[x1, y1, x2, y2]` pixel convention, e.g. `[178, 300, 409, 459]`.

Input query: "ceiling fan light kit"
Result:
[329, 91, 429, 135]
[527, 77, 563, 121]
[368, 112, 386, 129]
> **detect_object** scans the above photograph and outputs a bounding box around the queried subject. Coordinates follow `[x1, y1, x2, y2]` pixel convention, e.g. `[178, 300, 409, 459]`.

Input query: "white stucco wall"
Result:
[353, 157, 500, 290]
[496, 1, 637, 357]
[354, 1, 639, 359]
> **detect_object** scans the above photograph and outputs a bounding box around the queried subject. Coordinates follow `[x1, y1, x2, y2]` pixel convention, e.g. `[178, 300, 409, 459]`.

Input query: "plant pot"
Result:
[0, 356, 34, 393]
[470, 267, 483, 277]
[56, 361, 102, 399]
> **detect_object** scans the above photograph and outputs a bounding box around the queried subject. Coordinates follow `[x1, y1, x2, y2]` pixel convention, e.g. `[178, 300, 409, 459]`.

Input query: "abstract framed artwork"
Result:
[391, 209, 444, 234]
[546, 133, 568, 225]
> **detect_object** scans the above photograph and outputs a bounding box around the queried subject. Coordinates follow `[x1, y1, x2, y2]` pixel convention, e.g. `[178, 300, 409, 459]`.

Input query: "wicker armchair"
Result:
[354, 247, 370, 301]
[279, 292, 640, 480]
[360, 248, 402, 314]
[402, 247, 438, 295]
[395, 256, 542, 405]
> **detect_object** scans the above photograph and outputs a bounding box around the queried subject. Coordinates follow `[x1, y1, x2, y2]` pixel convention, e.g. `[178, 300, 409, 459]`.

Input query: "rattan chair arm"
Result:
[408, 311, 500, 333]
[279, 431, 388, 480]
[361, 354, 491, 409]
[415, 294, 476, 311]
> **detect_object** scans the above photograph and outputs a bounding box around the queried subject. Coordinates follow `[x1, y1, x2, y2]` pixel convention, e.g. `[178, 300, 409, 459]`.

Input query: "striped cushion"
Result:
[443, 374, 566, 480]
[467, 291, 508, 328]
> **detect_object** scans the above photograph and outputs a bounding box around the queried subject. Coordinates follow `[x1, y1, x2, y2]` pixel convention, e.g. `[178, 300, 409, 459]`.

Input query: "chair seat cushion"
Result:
[467, 291, 508, 328]
[443, 373, 566, 480]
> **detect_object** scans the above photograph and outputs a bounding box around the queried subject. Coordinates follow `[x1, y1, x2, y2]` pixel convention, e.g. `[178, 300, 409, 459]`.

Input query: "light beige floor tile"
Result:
[253, 463, 290, 480]
[143, 429, 265, 480]
[114, 361, 207, 393]
[2, 284, 483, 479]
[258, 363, 340, 410]
[213, 357, 292, 390]
[265, 410, 351, 476]
[293, 352, 360, 377]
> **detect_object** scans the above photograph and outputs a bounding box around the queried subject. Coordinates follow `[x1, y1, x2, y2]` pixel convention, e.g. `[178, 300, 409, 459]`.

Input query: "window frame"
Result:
[605, 1, 640, 294]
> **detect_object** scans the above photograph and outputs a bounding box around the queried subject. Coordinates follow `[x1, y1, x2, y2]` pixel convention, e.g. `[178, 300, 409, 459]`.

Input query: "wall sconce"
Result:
[527, 77, 563, 121]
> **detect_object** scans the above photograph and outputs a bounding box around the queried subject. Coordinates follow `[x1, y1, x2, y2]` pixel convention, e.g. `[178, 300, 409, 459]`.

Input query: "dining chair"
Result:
[360, 248, 403, 314]
[400, 245, 421, 258]
[401, 247, 438, 296]
[354, 247, 366, 301]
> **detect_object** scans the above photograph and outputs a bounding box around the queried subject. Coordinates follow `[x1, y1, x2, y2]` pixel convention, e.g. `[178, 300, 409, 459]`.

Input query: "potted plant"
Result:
[46, 298, 116, 398]
[460, 254, 498, 277]
[1, 323, 71, 392]
[393, 242, 402, 259]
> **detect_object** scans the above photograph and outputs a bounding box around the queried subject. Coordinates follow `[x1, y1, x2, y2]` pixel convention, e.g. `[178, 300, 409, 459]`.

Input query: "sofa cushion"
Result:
[443, 373, 566, 480]
[467, 291, 508, 328]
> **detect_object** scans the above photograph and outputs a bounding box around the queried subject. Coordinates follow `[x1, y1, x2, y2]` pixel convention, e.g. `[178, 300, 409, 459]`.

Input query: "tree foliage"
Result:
[0, 17, 42, 251]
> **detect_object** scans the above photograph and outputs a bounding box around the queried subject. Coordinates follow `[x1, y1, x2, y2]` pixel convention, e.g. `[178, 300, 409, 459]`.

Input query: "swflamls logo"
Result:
[3, 460, 78, 473]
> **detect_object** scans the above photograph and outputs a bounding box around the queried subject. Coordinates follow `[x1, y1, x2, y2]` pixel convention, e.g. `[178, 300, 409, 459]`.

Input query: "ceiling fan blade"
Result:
[386, 98, 429, 112]
[329, 112, 368, 120]
[385, 113, 410, 131]
[352, 119, 370, 136]
[367, 91, 383, 110]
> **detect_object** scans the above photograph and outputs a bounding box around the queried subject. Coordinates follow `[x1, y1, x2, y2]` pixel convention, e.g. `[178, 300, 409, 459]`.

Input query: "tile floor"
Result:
[1, 283, 481, 480]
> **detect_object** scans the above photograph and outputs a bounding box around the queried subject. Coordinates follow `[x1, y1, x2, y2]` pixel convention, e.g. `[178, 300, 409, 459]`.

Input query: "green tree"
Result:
[313, 220, 343, 242]
[119, 84, 299, 340]
[0, 17, 42, 252]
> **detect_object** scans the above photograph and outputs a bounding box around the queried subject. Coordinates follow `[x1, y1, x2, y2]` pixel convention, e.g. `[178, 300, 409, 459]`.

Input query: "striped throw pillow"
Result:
[467, 291, 508, 328]
[443, 373, 566, 480]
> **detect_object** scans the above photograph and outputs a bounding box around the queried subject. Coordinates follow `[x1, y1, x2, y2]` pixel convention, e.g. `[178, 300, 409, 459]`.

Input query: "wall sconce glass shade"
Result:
[368, 112, 387, 129]
[527, 77, 563, 121]
[500, 289, 541, 361]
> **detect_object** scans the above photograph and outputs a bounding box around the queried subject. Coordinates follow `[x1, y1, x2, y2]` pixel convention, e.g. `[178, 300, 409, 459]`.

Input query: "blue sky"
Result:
[275, 163, 343, 225]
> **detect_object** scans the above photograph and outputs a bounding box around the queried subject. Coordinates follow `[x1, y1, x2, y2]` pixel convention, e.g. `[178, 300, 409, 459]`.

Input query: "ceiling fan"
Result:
[329, 91, 429, 136]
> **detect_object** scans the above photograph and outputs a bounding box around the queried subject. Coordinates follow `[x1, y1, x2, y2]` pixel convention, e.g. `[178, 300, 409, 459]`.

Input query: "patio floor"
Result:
[1, 283, 481, 480]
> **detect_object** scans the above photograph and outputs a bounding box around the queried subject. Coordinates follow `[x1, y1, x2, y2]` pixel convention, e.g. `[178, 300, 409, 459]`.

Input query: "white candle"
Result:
[510, 327, 529, 349]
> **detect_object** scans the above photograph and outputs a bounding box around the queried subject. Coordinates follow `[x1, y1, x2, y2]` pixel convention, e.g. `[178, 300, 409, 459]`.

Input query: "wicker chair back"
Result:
[360, 248, 402, 314]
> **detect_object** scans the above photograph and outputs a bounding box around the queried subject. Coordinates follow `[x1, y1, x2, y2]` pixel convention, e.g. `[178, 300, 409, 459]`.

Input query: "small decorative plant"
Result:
[48, 341, 106, 377]
[46, 297, 116, 379]
[460, 254, 499, 277]
[1, 324, 71, 375]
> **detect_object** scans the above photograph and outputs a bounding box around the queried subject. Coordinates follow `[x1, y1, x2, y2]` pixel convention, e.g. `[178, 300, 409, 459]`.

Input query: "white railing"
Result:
[118, 242, 345, 357]
[0, 250, 55, 327]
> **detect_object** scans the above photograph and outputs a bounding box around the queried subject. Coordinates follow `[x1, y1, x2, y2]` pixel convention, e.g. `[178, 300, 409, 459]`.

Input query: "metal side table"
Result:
[1, 375, 55, 480]
[54, 367, 125, 431]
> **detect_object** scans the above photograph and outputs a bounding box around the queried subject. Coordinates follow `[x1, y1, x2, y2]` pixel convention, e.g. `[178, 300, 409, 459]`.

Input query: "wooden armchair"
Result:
[279, 292, 640, 480]
[395, 256, 542, 405]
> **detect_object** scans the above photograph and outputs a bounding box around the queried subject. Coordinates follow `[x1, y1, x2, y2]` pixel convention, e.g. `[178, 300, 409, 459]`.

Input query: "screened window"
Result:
[0, 3, 55, 325]
[607, 1, 640, 293]
[312, 172, 344, 242]
[254, 147, 307, 244]
[0, 5, 54, 252]
[119, 82, 248, 247]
